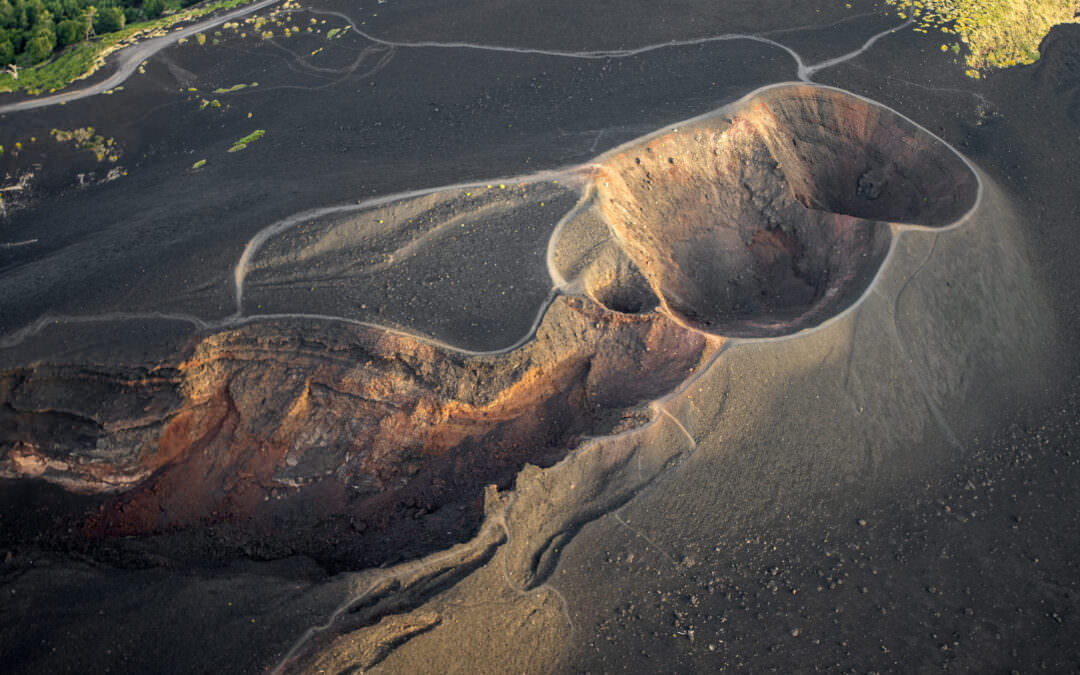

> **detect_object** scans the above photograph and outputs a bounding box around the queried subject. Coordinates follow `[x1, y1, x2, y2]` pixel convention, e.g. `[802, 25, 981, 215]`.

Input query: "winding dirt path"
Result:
[1, 7, 909, 116]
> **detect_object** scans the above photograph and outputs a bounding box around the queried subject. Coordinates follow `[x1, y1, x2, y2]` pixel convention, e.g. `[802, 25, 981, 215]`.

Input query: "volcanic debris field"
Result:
[2, 1, 1080, 673]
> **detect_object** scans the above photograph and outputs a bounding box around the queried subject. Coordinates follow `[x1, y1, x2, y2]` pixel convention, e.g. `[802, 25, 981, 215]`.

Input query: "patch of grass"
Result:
[1, 0, 259, 94]
[227, 128, 264, 152]
[192, 159, 207, 169]
[885, 0, 1080, 74]
[213, 82, 257, 94]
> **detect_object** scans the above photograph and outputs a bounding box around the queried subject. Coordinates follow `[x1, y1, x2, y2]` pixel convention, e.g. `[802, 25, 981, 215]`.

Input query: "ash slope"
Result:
[293, 87, 1054, 673]
[0, 16, 1070, 675]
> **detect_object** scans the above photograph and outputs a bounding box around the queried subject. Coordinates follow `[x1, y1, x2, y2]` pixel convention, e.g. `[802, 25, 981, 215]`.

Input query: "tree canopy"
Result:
[1, 0, 202, 67]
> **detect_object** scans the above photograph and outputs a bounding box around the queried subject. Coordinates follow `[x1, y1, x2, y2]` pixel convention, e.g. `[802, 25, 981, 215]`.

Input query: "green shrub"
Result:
[227, 129, 265, 152]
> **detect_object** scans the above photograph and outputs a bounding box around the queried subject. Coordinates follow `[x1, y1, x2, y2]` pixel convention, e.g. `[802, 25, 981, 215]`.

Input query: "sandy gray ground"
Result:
[1, 1, 1079, 673]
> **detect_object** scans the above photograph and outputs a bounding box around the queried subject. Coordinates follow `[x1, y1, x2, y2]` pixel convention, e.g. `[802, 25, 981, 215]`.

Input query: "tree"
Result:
[142, 0, 162, 19]
[56, 17, 81, 44]
[33, 20, 56, 48]
[92, 5, 122, 33]
[0, 1, 15, 27]
[0, 38, 13, 65]
[25, 33, 52, 62]
[85, 6, 96, 37]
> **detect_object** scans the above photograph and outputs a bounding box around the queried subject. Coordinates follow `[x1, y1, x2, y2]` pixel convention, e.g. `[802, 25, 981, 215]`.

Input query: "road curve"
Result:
[0, 0, 282, 115]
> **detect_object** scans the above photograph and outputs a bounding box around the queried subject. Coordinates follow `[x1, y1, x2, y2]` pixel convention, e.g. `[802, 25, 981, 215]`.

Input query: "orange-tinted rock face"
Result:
[594, 84, 977, 337]
[1, 299, 718, 569]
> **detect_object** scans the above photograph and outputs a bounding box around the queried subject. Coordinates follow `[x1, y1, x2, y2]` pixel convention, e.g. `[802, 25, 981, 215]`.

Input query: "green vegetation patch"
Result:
[192, 158, 207, 169]
[227, 128, 264, 152]
[885, 0, 1080, 75]
[1, 0, 259, 94]
[51, 126, 120, 161]
[213, 81, 257, 93]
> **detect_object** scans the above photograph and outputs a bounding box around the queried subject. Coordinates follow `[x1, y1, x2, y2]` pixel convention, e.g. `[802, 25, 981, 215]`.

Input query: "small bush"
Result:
[227, 129, 265, 152]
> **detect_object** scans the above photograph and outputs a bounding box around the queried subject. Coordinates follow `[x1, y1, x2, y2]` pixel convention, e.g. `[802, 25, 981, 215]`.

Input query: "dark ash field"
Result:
[2, 1, 1079, 673]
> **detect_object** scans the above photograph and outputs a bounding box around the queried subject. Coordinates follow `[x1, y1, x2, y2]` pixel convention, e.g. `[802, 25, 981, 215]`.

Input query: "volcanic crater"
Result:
[592, 84, 978, 337]
[0, 85, 980, 572]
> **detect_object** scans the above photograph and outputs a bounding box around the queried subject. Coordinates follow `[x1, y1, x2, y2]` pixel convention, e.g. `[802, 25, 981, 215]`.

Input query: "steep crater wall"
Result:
[593, 84, 978, 337]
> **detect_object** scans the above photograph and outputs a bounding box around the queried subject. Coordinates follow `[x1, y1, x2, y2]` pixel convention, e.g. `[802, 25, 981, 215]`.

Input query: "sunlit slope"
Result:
[885, 0, 1080, 74]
